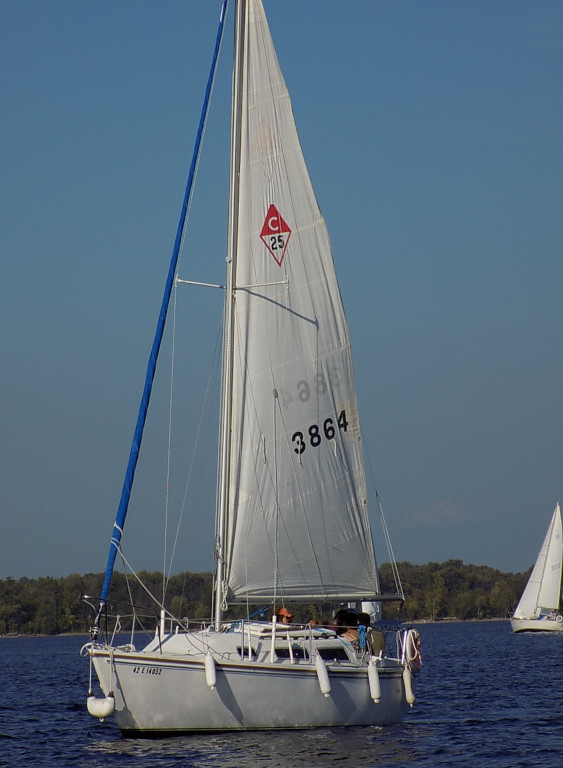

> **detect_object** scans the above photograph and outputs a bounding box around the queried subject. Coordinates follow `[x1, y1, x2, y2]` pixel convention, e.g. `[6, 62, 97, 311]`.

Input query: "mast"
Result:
[214, 0, 246, 629]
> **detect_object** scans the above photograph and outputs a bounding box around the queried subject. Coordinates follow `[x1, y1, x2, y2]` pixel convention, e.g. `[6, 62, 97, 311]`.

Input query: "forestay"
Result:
[221, 0, 379, 604]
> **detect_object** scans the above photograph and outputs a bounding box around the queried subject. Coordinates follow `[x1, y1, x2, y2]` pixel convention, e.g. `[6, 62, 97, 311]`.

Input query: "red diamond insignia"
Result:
[260, 204, 291, 266]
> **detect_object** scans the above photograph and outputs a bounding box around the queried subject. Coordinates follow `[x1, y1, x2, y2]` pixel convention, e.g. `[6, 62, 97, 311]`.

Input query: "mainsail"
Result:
[513, 503, 562, 619]
[220, 0, 379, 604]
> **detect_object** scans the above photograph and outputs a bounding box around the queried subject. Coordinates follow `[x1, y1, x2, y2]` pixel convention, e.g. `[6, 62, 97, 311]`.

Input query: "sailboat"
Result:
[83, 0, 421, 734]
[511, 503, 563, 633]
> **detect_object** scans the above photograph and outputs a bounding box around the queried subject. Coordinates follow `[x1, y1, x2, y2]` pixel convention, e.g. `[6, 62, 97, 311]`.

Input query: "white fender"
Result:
[315, 654, 331, 697]
[205, 652, 217, 689]
[556, 614, 563, 623]
[87, 694, 115, 721]
[403, 666, 415, 706]
[368, 659, 381, 703]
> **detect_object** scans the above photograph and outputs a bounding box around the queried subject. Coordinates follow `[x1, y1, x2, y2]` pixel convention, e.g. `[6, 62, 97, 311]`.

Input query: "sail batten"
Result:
[222, 0, 379, 604]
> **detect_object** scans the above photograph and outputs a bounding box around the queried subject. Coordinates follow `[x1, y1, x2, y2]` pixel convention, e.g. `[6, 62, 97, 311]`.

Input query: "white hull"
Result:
[511, 616, 563, 633]
[89, 628, 415, 733]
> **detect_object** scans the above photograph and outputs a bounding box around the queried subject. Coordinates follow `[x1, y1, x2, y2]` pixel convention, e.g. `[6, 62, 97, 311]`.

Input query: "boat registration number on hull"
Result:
[132, 666, 162, 676]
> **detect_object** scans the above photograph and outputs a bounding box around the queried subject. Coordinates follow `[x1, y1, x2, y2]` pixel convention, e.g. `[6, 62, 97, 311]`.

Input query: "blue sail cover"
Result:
[99, 0, 229, 607]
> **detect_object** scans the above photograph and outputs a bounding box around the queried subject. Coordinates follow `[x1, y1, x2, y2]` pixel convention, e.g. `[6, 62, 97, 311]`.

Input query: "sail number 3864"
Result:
[292, 410, 349, 454]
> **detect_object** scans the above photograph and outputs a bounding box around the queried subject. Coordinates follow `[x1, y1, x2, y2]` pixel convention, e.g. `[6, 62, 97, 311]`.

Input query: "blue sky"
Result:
[1, 0, 562, 580]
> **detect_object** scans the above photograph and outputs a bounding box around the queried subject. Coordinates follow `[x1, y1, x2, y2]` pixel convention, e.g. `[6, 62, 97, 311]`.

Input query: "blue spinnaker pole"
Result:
[97, 0, 229, 612]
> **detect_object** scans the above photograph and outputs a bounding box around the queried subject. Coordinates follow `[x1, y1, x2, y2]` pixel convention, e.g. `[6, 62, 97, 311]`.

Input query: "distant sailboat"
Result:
[511, 503, 563, 633]
[82, 0, 421, 734]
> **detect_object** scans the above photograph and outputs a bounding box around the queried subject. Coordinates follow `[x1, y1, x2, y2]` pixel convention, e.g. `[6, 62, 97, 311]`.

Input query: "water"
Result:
[1, 622, 561, 767]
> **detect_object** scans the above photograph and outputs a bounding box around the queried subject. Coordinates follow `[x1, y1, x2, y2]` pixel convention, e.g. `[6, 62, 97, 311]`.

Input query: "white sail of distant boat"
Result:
[511, 503, 563, 633]
[82, 0, 421, 733]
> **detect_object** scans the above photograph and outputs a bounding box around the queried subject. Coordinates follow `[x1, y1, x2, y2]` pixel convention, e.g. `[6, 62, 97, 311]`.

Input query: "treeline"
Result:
[0, 571, 213, 636]
[379, 560, 529, 622]
[0, 560, 530, 635]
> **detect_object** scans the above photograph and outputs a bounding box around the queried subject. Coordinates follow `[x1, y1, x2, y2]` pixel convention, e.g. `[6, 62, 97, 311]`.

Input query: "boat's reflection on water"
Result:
[87, 724, 416, 767]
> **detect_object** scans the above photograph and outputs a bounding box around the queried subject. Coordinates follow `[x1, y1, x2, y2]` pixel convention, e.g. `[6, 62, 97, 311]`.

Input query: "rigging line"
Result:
[97, 0, 230, 611]
[116, 546, 174, 621]
[166, 326, 223, 582]
[376, 491, 404, 598]
[364, 441, 404, 597]
[119, 550, 140, 627]
[162, 281, 178, 605]
[229, 318, 285, 590]
[211, 304, 227, 625]
[273, 389, 279, 606]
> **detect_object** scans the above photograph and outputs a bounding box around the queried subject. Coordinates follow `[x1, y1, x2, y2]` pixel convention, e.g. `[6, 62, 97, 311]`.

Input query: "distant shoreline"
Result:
[1, 616, 512, 639]
[413, 616, 508, 624]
